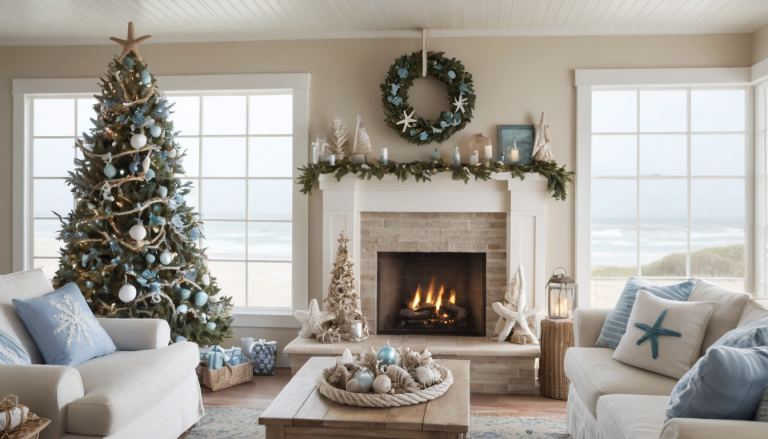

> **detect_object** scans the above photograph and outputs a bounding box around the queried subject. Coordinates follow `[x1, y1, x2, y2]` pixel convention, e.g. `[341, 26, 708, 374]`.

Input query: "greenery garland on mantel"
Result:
[298, 158, 574, 201]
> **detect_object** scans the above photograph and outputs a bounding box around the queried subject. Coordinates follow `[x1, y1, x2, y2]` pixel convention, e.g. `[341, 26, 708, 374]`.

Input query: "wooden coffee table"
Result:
[259, 357, 469, 438]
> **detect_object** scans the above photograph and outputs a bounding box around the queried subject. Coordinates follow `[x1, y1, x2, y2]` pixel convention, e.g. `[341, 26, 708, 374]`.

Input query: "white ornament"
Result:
[130, 133, 147, 149]
[345, 379, 361, 393]
[101, 182, 115, 203]
[453, 93, 468, 114]
[372, 374, 392, 394]
[159, 250, 173, 265]
[167, 148, 177, 159]
[156, 186, 168, 197]
[129, 220, 147, 242]
[118, 283, 137, 303]
[396, 109, 417, 133]
[201, 274, 211, 286]
[50, 294, 102, 346]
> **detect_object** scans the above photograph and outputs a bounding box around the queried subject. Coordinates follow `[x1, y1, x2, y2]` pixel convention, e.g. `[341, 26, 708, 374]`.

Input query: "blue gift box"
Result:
[206, 351, 225, 370]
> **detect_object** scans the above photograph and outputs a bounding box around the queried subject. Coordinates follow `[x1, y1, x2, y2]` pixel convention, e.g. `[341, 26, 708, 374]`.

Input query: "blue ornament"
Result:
[144, 168, 155, 181]
[195, 291, 209, 307]
[206, 322, 216, 331]
[180, 288, 192, 299]
[140, 70, 151, 84]
[104, 163, 117, 179]
[175, 336, 187, 343]
[173, 194, 183, 204]
[459, 83, 470, 93]
[122, 57, 134, 69]
[419, 132, 428, 141]
[85, 280, 95, 289]
[188, 227, 200, 241]
[129, 161, 138, 173]
[177, 304, 188, 314]
[156, 186, 168, 197]
[387, 96, 393, 103]
[150, 125, 162, 138]
[447, 70, 456, 79]
[392, 96, 403, 106]
[390, 84, 401, 95]
[145, 253, 156, 263]
[432, 148, 440, 160]
[410, 129, 417, 137]
[376, 343, 397, 365]
[353, 368, 374, 392]
[398, 67, 408, 78]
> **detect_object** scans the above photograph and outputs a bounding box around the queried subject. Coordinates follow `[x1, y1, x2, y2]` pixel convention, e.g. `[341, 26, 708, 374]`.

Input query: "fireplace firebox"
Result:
[376, 252, 486, 336]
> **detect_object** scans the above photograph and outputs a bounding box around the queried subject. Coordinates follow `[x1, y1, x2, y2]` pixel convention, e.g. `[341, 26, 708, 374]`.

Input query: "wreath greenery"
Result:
[298, 158, 574, 201]
[381, 51, 476, 145]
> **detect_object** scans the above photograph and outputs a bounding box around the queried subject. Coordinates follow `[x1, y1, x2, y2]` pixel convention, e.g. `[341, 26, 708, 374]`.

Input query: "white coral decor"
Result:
[50, 294, 102, 346]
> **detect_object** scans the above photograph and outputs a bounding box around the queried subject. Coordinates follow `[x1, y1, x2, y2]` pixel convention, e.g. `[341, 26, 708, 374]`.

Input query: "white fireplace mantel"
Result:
[319, 172, 550, 309]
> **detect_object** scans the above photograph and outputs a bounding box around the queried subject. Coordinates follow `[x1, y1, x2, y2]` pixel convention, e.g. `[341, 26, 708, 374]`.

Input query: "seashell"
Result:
[372, 374, 392, 394]
[337, 348, 355, 367]
[386, 365, 420, 394]
[346, 378, 361, 393]
[400, 348, 422, 372]
[357, 347, 378, 370]
[413, 366, 442, 387]
[418, 349, 435, 368]
[327, 365, 350, 389]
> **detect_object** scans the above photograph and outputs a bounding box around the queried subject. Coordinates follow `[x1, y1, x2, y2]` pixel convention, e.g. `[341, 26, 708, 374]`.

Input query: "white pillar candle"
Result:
[469, 150, 479, 164]
[312, 142, 320, 164]
[484, 144, 493, 161]
[328, 154, 336, 165]
[381, 148, 388, 163]
[510, 141, 519, 162]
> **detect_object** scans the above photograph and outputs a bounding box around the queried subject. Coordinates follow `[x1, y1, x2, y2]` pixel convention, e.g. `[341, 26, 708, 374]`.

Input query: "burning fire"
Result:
[425, 278, 435, 304]
[449, 289, 456, 304]
[411, 286, 421, 310]
[435, 286, 444, 312]
[410, 278, 459, 315]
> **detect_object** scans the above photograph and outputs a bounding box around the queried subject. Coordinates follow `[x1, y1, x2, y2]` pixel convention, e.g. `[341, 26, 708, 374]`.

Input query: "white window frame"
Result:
[13, 74, 310, 328]
[575, 68, 756, 307]
[756, 79, 768, 296]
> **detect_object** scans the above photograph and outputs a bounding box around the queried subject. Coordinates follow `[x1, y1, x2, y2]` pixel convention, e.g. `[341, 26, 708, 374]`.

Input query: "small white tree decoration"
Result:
[532, 111, 555, 163]
[328, 116, 348, 161]
[352, 115, 372, 155]
[492, 264, 543, 345]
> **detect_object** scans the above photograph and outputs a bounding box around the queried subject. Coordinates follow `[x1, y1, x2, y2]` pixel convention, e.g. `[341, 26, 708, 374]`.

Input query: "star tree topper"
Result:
[396, 109, 417, 132]
[110, 22, 152, 62]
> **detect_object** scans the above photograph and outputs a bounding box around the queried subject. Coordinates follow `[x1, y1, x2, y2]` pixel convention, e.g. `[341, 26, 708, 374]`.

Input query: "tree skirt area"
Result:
[185, 407, 570, 439]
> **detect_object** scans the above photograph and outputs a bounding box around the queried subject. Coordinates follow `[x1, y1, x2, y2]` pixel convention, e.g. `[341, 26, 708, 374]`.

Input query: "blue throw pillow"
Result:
[13, 283, 116, 366]
[0, 328, 30, 365]
[710, 317, 768, 349]
[666, 346, 768, 421]
[596, 278, 695, 349]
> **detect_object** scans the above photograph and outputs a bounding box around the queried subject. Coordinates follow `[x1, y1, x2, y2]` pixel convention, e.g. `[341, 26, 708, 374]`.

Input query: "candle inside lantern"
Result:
[484, 143, 493, 162]
[351, 321, 363, 339]
[510, 141, 519, 162]
[381, 147, 388, 164]
[469, 150, 479, 164]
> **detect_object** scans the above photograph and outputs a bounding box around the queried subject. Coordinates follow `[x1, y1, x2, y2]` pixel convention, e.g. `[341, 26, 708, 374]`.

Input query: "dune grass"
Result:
[592, 244, 744, 278]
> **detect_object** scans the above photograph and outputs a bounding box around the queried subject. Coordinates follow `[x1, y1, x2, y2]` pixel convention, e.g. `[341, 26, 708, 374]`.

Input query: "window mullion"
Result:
[636, 90, 641, 278]
[686, 88, 692, 279]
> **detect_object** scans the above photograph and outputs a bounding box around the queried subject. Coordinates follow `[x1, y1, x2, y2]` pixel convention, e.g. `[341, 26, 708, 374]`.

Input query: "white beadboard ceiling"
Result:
[2, 0, 768, 45]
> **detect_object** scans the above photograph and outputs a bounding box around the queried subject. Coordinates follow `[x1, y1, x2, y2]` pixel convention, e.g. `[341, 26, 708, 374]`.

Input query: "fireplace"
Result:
[376, 252, 486, 336]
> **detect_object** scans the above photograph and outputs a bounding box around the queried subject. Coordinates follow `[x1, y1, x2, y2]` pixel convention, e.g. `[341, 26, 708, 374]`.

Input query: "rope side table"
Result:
[540, 318, 574, 400]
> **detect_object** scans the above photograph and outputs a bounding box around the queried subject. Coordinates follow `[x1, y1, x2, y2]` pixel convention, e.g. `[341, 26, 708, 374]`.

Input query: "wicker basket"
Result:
[316, 364, 453, 408]
[201, 361, 253, 391]
[540, 319, 574, 400]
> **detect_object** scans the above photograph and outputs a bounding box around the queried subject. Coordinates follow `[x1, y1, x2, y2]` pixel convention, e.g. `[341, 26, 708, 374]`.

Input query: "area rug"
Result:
[186, 407, 570, 438]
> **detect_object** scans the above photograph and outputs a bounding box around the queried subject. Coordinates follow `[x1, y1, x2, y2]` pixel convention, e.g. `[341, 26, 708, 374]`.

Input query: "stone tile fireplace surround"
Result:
[284, 173, 551, 393]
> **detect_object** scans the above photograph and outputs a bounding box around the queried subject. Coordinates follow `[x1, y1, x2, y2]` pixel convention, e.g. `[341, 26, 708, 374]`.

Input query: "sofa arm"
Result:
[573, 308, 612, 347]
[660, 417, 768, 439]
[0, 364, 83, 439]
[97, 318, 170, 350]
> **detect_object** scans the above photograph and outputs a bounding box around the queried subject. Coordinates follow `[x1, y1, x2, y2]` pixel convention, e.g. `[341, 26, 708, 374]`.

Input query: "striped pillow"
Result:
[596, 278, 695, 349]
[0, 328, 31, 365]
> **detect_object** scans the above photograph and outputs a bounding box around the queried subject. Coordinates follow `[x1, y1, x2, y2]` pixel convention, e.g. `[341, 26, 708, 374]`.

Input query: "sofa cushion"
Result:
[67, 341, 199, 436]
[613, 290, 717, 379]
[688, 280, 750, 355]
[738, 300, 768, 327]
[597, 394, 667, 439]
[711, 317, 768, 349]
[13, 283, 116, 366]
[0, 269, 54, 364]
[595, 278, 695, 349]
[564, 347, 678, 417]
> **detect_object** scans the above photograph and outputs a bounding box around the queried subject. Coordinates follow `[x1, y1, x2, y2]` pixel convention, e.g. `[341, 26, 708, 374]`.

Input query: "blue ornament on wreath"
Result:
[195, 291, 209, 307]
[420, 132, 428, 141]
[376, 341, 397, 365]
[122, 57, 134, 69]
[104, 163, 117, 179]
[397, 67, 408, 78]
[447, 70, 456, 79]
[145, 253, 156, 264]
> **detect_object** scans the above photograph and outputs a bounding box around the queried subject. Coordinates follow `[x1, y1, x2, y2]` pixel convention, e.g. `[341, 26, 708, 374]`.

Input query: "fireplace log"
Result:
[443, 302, 467, 322]
[399, 309, 434, 320]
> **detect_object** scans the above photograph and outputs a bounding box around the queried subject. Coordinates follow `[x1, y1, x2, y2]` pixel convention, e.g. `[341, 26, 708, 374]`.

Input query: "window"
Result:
[15, 75, 309, 324]
[589, 88, 747, 307]
[757, 82, 768, 296]
[166, 93, 294, 309]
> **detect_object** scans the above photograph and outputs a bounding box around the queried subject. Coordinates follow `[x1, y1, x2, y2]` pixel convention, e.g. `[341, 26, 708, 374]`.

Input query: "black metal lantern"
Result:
[546, 268, 578, 319]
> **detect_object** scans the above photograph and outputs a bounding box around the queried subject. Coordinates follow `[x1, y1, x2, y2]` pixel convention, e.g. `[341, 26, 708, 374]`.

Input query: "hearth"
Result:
[376, 252, 486, 336]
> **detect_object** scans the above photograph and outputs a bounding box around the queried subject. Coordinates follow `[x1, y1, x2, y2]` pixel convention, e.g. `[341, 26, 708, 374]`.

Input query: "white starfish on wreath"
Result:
[396, 109, 417, 132]
[50, 294, 102, 346]
[453, 93, 467, 114]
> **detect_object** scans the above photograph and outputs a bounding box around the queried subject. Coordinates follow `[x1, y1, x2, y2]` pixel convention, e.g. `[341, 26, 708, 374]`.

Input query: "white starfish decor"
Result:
[453, 93, 468, 114]
[50, 294, 102, 346]
[294, 298, 336, 340]
[492, 263, 543, 345]
[396, 109, 417, 132]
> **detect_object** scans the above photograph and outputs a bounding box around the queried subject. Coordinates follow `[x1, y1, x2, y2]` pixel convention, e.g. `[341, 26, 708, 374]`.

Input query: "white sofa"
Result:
[0, 269, 203, 439]
[565, 283, 768, 439]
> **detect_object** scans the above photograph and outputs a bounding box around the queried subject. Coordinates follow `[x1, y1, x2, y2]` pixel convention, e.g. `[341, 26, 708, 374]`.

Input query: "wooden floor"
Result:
[202, 367, 567, 420]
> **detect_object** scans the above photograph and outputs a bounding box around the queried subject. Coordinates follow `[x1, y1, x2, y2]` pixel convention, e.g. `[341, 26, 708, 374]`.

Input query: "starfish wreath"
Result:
[634, 309, 681, 359]
[396, 109, 417, 133]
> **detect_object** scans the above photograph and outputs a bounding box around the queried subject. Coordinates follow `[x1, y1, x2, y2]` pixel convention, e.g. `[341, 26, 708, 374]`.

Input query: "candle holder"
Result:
[546, 268, 578, 319]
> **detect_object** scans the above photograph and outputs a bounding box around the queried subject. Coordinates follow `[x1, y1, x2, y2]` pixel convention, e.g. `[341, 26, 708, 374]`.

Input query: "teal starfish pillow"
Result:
[613, 290, 717, 380]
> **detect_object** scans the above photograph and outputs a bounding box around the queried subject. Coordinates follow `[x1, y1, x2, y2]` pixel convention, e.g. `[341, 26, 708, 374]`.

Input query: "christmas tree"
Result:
[324, 232, 369, 341]
[52, 23, 234, 346]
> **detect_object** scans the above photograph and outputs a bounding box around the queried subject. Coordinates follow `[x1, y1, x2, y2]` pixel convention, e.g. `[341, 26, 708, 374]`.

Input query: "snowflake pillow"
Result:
[13, 282, 116, 366]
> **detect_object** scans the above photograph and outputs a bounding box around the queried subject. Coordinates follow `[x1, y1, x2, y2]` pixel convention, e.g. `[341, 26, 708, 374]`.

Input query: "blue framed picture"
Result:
[498, 125, 535, 165]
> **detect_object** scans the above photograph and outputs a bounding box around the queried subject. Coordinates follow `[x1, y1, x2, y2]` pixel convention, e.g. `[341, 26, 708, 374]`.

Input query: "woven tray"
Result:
[316, 364, 453, 408]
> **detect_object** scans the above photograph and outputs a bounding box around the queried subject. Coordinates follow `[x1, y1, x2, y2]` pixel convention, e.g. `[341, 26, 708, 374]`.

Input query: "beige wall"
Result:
[0, 34, 752, 365]
[754, 22, 768, 64]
